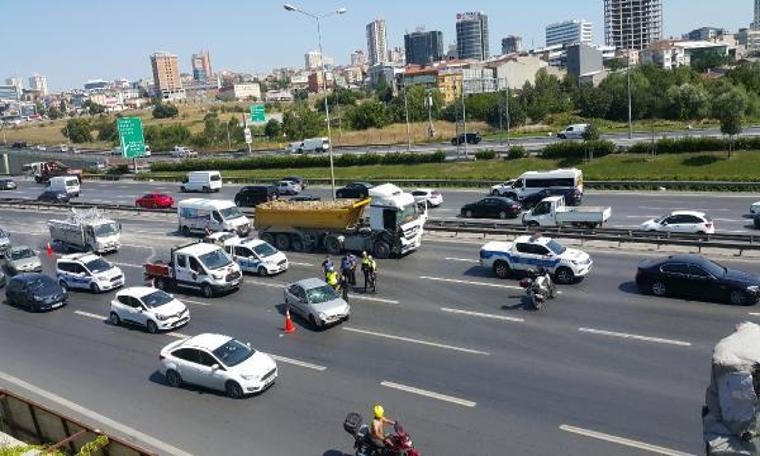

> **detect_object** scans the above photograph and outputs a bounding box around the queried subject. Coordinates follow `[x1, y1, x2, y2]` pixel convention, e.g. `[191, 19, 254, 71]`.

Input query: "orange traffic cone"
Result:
[46, 242, 53, 257]
[284, 308, 296, 333]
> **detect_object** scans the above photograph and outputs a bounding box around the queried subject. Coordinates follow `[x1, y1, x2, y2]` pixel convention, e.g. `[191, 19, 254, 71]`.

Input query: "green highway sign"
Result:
[116, 117, 146, 159]
[250, 104, 266, 124]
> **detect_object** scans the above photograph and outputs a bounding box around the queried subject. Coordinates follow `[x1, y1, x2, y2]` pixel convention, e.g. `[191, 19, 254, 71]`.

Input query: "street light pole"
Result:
[461, 78, 468, 158]
[504, 77, 510, 149]
[403, 76, 411, 152]
[284, 3, 346, 200]
[627, 18, 633, 140]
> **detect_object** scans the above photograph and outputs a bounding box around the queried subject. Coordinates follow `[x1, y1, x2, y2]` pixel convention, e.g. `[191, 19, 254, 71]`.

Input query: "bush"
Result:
[506, 146, 527, 159]
[150, 151, 446, 173]
[541, 140, 615, 159]
[474, 150, 496, 160]
[152, 103, 179, 119]
[623, 136, 760, 154]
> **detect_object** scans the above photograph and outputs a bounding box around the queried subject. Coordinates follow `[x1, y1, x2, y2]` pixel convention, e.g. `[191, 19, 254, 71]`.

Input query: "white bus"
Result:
[491, 169, 583, 201]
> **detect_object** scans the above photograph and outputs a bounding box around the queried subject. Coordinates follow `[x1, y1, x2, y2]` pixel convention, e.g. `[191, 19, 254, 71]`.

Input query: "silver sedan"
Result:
[283, 278, 350, 329]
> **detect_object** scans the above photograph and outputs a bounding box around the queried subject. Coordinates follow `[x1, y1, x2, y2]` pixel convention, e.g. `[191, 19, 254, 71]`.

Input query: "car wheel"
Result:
[225, 381, 244, 399]
[201, 284, 213, 298]
[180, 186, 186, 193]
[729, 289, 750, 306]
[166, 370, 182, 388]
[491, 190, 500, 196]
[493, 260, 511, 279]
[59, 280, 68, 292]
[90, 282, 100, 294]
[258, 266, 268, 276]
[499, 211, 508, 219]
[309, 314, 320, 330]
[651, 281, 667, 296]
[527, 221, 540, 228]
[555, 267, 574, 284]
[109, 312, 121, 326]
[465, 210, 473, 218]
[146, 320, 159, 334]
[180, 226, 191, 237]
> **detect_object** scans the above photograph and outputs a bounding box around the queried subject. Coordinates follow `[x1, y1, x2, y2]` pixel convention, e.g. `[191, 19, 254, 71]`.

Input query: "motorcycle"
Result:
[519, 272, 555, 310]
[344, 412, 420, 456]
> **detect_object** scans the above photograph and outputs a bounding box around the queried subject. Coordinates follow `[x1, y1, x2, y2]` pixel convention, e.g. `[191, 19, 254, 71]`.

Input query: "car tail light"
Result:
[704, 223, 712, 229]
[159, 354, 165, 361]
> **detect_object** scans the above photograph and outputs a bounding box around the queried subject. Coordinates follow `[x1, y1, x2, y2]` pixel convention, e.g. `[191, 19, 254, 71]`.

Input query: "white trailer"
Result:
[521, 196, 611, 228]
[48, 208, 121, 254]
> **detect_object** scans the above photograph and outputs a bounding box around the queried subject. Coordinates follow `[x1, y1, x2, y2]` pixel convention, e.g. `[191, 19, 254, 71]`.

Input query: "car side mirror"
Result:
[211, 364, 220, 371]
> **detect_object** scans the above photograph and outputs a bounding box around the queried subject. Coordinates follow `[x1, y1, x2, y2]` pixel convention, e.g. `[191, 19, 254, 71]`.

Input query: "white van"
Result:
[49, 176, 81, 197]
[302, 137, 330, 153]
[180, 171, 222, 193]
[492, 169, 583, 201]
[178, 198, 251, 236]
[557, 124, 589, 140]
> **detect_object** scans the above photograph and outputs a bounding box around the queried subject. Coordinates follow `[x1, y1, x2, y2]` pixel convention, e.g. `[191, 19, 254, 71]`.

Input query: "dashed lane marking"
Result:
[578, 327, 692, 347]
[288, 261, 314, 267]
[180, 299, 211, 307]
[444, 257, 479, 263]
[268, 354, 327, 371]
[73, 310, 105, 321]
[559, 424, 695, 456]
[441, 307, 524, 323]
[166, 332, 191, 339]
[381, 381, 477, 408]
[343, 326, 489, 356]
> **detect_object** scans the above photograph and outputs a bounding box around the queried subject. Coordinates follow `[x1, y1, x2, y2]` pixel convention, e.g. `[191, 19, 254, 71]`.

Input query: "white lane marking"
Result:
[713, 218, 744, 223]
[181, 298, 211, 307]
[166, 332, 191, 339]
[343, 327, 489, 356]
[352, 295, 399, 305]
[380, 381, 477, 408]
[119, 243, 154, 249]
[289, 261, 314, 267]
[578, 327, 692, 347]
[559, 424, 695, 456]
[441, 307, 524, 323]
[268, 354, 327, 371]
[74, 310, 105, 321]
[110, 261, 143, 269]
[445, 257, 479, 263]
[244, 279, 283, 288]
[420, 275, 522, 290]
[749, 312, 760, 317]
[0, 370, 194, 456]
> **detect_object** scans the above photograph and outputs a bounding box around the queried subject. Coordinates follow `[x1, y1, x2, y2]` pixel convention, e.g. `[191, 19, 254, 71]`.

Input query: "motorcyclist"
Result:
[370, 404, 396, 449]
[361, 252, 377, 293]
[534, 267, 553, 298]
[341, 253, 358, 286]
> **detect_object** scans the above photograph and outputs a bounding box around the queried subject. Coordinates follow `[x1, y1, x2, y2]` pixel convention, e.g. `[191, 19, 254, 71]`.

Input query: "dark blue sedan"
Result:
[5, 273, 68, 312]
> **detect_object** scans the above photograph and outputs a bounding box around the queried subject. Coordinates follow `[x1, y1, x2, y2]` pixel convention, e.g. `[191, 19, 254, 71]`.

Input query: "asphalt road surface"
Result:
[4, 178, 759, 233]
[0, 206, 759, 455]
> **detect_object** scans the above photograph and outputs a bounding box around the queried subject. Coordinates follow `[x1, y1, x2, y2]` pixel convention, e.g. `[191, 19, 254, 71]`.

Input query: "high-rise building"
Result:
[304, 50, 323, 70]
[5, 77, 23, 91]
[191, 50, 212, 81]
[501, 35, 522, 54]
[28, 74, 48, 95]
[388, 46, 406, 64]
[150, 52, 185, 100]
[546, 20, 593, 47]
[366, 19, 388, 66]
[754, 0, 760, 29]
[404, 29, 444, 65]
[456, 12, 489, 60]
[350, 50, 368, 66]
[604, 0, 663, 50]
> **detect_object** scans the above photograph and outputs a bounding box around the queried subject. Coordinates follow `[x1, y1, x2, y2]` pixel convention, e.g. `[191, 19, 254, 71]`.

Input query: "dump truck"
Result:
[48, 208, 121, 254]
[255, 183, 424, 258]
[26, 161, 83, 184]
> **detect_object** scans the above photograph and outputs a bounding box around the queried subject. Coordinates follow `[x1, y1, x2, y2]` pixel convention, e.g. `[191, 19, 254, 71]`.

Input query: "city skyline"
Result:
[0, 0, 755, 91]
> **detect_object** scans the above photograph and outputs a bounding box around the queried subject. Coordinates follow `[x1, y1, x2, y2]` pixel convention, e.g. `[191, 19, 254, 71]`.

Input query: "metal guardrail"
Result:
[1, 197, 758, 254]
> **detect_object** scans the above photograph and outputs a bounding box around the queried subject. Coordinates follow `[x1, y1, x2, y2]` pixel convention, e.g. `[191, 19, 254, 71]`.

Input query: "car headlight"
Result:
[156, 314, 169, 321]
[212, 273, 224, 280]
[318, 312, 327, 321]
[241, 374, 260, 381]
[747, 285, 759, 293]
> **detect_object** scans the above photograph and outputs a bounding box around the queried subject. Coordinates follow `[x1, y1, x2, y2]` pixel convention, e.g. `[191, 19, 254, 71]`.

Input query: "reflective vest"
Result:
[326, 271, 339, 286]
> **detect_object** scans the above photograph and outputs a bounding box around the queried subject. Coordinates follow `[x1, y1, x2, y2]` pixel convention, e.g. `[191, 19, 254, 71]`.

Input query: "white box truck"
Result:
[48, 208, 121, 254]
[521, 196, 611, 228]
[178, 198, 251, 237]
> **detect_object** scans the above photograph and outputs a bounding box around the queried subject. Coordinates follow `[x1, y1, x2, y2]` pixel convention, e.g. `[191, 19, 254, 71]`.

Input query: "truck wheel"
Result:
[526, 221, 540, 228]
[201, 284, 213, 298]
[555, 267, 574, 284]
[324, 236, 342, 254]
[290, 235, 304, 252]
[373, 241, 391, 259]
[275, 234, 291, 251]
[493, 261, 511, 279]
[261, 232, 275, 245]
[156, 278, 169, 291]
[180, 226, 191, 237]
[203, 186, 210, 193]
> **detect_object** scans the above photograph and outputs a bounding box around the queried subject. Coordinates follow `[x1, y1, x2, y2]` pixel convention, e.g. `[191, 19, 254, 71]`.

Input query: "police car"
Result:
[56, 253, 125, 293]
[479, 235, 592, 284]
[223, 239, 288, 276]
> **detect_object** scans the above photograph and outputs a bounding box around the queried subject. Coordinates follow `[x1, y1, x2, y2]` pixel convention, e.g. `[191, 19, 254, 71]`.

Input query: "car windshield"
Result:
[306, 285, 339, 304]
[213, 339, 255, 367]
[399, 203, 419, 225]
[141, 290, 174, 308]
[85, 258, 111, 274]
[11, 248, 35, 261]
[701, 258, 727, 277]
[93, 222, 120, 237]
[654, 216, 666, 223]
[219, 206, 243, 220]
[253, 242, 277, 258]
[546, 240, 567, 255]
[27, 276, 57, 294]
[199, 249, 232, 270]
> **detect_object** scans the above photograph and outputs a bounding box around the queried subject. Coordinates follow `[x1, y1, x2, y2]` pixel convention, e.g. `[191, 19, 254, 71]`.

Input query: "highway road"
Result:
[0, 206, 759, 455]
[3, 178, 759, 233]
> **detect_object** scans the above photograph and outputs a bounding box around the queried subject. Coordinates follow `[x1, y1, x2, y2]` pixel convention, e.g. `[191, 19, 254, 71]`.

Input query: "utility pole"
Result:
[426, 90, 435, 139]
[403, 76, 411, 152]
[627, 17, 634, 140]
[461, 78, 468, 158]
[504, 77, 511, 149]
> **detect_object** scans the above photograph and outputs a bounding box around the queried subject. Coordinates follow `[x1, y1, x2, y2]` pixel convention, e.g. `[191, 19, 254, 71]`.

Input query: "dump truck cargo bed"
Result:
[254, 198, 371, 230]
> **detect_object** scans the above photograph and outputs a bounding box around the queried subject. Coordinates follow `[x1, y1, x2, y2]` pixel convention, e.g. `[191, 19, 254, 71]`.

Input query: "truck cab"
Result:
[223, 239, 288, 276]
[522, 196, 611, 228]
[363, 183, 424, 257]
[148, 242, 242, 298]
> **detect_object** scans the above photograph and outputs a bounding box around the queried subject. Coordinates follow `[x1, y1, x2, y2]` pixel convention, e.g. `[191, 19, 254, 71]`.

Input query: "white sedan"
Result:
[160, 333, 277, 398]
[109, 287, 189, 334]
[640, 210, 715, 234]
[751, 201, 760, 215]
[411, 188, 443, 208]
[276, 180, 301, 195]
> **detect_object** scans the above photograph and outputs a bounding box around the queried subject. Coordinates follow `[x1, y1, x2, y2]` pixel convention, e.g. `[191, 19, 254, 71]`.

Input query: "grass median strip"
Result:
[441, 307, 525, 323]
[578, 327, 692, 347]
[380, 381, 477, 408]
[559, 424, 695, 456]
[343, 326, 490, 356]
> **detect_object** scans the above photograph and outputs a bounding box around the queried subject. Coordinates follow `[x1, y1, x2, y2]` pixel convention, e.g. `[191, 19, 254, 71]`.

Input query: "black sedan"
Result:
[5, 273, 68, 312]
[520, 188, 583, 209]
[460, 197, 522, 219]
[0, 178, 17, 190]
[336, 182, 373, 199]
[37, 190, 70, 204]
[635, 254, 760, 306]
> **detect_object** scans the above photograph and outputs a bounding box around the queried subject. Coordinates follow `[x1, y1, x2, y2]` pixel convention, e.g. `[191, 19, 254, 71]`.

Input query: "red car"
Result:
[135, 193, 174, 209]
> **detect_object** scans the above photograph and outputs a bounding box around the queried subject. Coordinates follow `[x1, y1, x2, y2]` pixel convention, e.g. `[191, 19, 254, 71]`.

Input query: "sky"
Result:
[0, 0, 755, 91]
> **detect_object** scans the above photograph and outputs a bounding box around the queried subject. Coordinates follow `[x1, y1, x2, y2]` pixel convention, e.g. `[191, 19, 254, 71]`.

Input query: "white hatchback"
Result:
[640, 211, 715, 234]
[751, 201, 760, 215]
[109, 287, 190, 334]
[411, 189, 443, 208]
[159, 333, 277, 398]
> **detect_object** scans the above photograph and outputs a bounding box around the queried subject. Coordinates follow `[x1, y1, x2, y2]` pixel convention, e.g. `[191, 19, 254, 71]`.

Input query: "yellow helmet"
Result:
[373, 404, 384, 419]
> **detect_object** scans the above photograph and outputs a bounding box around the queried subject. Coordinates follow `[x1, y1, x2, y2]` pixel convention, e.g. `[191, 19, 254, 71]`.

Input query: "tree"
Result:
[665, 83, 710, 120]
[374, 75, 394, 103]
[96, 120, 118, 142]
[264, 119, 282, 140]
[577, 86, 613, 119]
[346, 100, 390, 130]
[47, 106, 63, 120]
[152, 103, 179, 119]
[84, 100, 105, 115]
[690, 50, 731, 73]
[713, 88, 747, 157]
[582, 123, 601, 160]
[293, 88, 309, 102]
[61, 118, 93, 143]
[282, 104, 324, 139]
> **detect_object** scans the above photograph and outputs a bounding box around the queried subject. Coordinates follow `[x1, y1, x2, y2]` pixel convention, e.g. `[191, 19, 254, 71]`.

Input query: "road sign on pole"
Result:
[116, 117, 146, 159]
[250, 104, 266, 124]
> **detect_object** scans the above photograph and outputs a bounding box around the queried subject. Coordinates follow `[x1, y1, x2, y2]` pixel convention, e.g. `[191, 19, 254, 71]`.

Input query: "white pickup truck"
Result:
[521, 196, 611, 228]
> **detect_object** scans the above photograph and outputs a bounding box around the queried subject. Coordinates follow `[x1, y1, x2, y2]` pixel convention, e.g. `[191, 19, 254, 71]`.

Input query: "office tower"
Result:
[501, 35, 522, 54]
[404, 29, 444, 65]
[456, 12, 489, 60]
[28, 74, 48, 95]
[191, 50, 212, 81]
[150, 52, 183, 98]
[546, 20, 593, 47]
[366, 18, 388, 65]
[604, 0, 663, 49]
